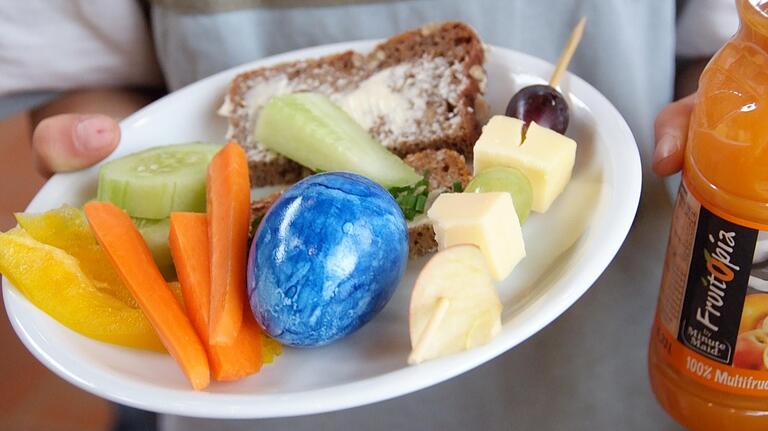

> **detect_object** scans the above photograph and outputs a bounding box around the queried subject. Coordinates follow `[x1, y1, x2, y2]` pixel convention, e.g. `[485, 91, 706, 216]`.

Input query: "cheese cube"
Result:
[473, 116, 576, 213]
[427, 192, 525, 280]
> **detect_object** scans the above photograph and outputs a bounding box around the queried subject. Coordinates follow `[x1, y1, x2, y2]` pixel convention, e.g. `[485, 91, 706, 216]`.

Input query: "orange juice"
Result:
[649, 0, 768, 429]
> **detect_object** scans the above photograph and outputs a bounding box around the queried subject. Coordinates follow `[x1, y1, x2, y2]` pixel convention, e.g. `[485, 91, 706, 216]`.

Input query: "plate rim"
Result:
[2, 39, 641, 418]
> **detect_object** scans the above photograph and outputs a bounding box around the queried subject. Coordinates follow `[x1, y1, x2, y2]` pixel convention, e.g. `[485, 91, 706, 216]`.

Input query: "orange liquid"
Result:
[649, 1, 768, 429]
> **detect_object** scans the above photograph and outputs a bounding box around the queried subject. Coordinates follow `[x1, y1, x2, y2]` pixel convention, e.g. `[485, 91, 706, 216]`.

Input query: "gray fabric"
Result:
[148, 0, 412, 15]
[0, 91, 59, 120]
[152, 1, 683, 429]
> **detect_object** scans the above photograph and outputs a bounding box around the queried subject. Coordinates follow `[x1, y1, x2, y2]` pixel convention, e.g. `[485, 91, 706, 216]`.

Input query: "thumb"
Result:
[653, 94, 696, 176]
[32, 114, 120, 176]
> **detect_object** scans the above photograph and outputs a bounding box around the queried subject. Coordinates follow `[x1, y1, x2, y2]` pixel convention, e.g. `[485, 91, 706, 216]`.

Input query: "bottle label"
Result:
[653, 180, 768, 396]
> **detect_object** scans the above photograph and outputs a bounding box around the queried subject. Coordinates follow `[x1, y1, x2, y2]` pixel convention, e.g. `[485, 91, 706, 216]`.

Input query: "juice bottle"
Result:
[649, 0, 768, 429]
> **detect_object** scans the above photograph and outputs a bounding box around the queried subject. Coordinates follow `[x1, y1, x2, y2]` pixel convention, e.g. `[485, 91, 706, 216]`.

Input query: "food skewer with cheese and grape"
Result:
[408, 18, 586, 364]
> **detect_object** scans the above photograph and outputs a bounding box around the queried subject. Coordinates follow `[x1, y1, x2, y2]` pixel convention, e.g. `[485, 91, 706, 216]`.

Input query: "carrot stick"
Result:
[169, 213, 210, 340]
[84, 202, 210, 390]
[207, 142, 251, 345]
[169, 212, 263, 380]
[211, 309, 264, 381]
[167, 281, 185, 310]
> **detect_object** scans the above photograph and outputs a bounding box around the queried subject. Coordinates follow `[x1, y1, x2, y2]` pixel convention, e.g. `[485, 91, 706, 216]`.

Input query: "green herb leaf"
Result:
[415, 195, 427, 212]
[388, 171, 431, 221]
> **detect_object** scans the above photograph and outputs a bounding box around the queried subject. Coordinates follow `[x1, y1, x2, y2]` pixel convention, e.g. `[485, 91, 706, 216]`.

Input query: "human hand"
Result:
[652, 94, 695, 176]
[32, 114, 120, 177]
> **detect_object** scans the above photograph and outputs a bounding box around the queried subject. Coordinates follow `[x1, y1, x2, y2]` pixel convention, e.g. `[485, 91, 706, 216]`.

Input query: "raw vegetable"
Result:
[15, 205, 137, 307]
[169, 213, 211, 340]
[133, 217, 176, 280]
[0, 229, 164, 351]
[255, 92, 421, 188]
[207, 142, 251, 346]
[169, 212, 266, 381]
[167, 281, 185, 310]
[84, 201, 210, 390]
[96, 142, 220, 220]
[262, 334, 282, 364]
[211, 309, 264, 380]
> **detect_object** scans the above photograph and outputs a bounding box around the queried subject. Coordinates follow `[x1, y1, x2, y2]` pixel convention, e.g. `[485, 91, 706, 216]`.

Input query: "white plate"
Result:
[2, 41, 640, 418]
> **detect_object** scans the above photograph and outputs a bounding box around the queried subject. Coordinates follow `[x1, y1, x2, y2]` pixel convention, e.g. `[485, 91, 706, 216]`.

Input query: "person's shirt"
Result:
[0, 0, 162, 118]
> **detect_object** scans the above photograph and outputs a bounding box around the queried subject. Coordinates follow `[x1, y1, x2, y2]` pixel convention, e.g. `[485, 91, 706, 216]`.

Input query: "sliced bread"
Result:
[221, 22, 487, 187]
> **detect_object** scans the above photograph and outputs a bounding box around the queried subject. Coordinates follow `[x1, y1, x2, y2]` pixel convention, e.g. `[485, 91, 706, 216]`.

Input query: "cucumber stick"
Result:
[255, 93, 421, 188]
[133, 217, 176, 281]
[97, 143, 220, 220]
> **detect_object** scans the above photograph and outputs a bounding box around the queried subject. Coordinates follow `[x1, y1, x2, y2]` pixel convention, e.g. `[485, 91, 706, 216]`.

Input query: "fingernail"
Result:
[654, 133, 681, 165]
[75, 116, 116, 152]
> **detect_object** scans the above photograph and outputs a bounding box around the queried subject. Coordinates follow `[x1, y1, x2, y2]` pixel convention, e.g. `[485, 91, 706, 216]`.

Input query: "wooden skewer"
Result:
[408, 297, 451, 365]
[548, 16, 587, 88]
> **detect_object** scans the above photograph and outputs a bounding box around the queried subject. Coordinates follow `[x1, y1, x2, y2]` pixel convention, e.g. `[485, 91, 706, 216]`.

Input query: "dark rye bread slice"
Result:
[222, 22, 486, 187]
[249, 149, 471, 259]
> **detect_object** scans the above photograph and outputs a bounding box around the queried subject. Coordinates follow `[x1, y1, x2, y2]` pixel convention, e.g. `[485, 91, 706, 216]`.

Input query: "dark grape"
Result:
[505, 84, 569, 134]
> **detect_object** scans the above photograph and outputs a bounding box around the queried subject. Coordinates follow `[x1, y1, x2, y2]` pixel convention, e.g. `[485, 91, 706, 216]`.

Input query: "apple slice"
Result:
[408, 245, 502, 364]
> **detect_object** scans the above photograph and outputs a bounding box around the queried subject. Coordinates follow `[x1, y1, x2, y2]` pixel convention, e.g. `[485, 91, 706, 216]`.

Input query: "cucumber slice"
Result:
[255, 93, 421, 188]
[133, 217, 176, 281]
[97, 143, 220, 220]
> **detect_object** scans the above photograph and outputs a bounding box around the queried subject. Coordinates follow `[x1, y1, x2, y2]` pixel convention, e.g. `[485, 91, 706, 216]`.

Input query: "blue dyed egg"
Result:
[248, 172, 409, 347]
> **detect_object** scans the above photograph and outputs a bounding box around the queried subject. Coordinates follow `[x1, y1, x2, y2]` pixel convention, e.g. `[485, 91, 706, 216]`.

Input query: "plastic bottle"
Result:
[649, 0, 768, 429]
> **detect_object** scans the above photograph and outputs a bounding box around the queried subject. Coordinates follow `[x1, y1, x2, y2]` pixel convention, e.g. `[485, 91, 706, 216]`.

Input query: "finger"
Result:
[32, 114, 120, 176]
[653, 94, 696, 176]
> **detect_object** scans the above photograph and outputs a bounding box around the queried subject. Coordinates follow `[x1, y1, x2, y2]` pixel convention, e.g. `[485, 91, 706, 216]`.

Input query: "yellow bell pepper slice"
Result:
[0, 230, 164, 351]
[15, 205, 137, 307]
